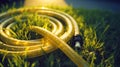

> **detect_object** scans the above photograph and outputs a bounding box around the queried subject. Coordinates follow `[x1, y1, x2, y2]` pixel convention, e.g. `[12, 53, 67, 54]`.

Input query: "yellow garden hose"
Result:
[0, 7, 89, 67]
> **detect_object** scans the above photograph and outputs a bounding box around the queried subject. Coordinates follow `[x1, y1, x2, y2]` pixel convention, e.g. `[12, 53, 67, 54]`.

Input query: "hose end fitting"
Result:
[70, 34, 83, 49]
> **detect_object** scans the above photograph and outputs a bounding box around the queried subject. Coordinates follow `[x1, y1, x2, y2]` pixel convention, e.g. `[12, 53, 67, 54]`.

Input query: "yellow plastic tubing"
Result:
[0, 7, 89, 67]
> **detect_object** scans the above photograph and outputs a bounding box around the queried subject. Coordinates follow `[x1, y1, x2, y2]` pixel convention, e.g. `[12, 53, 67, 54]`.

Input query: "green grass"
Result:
[9, 13, 51, 40]
[0, 3, 120, 67]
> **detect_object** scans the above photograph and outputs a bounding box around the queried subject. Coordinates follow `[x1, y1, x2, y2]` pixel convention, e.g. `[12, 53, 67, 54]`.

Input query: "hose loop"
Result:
[0, 7, 89, 67]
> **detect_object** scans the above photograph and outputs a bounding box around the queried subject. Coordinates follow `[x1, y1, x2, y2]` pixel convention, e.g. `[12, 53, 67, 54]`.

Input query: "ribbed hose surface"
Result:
[0, 7, 89, 67]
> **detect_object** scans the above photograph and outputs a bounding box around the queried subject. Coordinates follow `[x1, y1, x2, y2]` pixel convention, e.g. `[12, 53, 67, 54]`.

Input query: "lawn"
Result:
[0, 2, 120, 67]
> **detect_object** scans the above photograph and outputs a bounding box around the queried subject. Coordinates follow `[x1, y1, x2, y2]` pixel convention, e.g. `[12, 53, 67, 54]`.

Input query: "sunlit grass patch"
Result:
[9, 13, 51, 40]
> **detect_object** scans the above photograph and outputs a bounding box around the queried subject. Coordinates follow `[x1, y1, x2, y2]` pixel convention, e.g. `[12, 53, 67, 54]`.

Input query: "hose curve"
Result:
[0, 7, 89, 67]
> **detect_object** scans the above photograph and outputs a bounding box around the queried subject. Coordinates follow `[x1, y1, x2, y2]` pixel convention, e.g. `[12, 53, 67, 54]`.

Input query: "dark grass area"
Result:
[0, 0, 24, 10]
[61, 7, 120, 66]
[72, 9, 120, 66]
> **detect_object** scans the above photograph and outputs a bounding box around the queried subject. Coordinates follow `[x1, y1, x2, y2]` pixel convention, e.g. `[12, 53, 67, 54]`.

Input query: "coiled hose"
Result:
[0, 7, 89, 67]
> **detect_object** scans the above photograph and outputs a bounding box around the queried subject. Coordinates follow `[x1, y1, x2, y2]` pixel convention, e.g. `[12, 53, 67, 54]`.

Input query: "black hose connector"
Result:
[70, 34, 83, 49]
